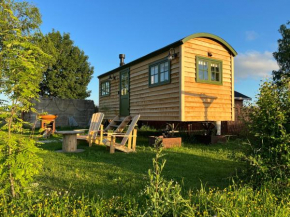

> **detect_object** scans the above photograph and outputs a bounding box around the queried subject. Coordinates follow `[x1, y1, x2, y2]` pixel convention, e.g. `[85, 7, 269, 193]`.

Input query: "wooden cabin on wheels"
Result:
[98, 33, 237, 134]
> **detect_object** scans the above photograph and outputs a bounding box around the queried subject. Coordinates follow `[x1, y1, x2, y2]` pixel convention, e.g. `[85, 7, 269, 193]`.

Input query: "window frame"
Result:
[196, 56, 223, 85]
[148, 58, 171, 87]
[100, 80, 110, 97]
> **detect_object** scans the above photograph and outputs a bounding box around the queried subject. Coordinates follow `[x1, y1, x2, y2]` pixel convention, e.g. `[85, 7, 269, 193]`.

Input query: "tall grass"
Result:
[1, 139, 289, 217]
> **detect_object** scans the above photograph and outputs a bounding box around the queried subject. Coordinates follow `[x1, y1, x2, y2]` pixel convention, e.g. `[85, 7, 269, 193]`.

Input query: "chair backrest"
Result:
[104, 116, 119, 131]
[120, 114, 140, 146]
[89, 113, 104, 133]
[115, 116, 131, 133]
[104, 115, 132, 133]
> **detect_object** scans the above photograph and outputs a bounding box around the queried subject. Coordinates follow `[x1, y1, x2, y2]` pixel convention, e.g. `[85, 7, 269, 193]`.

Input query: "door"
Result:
[120, 69, 130, 116]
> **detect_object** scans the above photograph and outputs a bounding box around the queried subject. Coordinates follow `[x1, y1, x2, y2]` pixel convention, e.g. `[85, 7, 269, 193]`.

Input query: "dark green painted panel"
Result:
[120, 69, 130, 116]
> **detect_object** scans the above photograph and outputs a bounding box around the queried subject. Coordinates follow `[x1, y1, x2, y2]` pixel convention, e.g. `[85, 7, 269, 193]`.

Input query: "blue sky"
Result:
[5, 0, 290, 104]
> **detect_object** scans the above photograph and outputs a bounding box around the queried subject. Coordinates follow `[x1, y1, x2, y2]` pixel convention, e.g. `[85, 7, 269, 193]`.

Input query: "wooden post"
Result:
[128, 131, 132, 150]
[132, 129, 137, 151]
[88, 132, 93, 147]
[216, 121, 221, 135]
[41, 121, 44, 130]
[52, 120, 56, 134]
[99, 124, 103, 145]
[110, 135, 115, 154]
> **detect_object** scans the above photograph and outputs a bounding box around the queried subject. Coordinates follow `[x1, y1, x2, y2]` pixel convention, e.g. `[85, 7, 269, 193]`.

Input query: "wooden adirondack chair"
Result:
[102, 114, 140, 153]
[77, 112, 104, 146]
[94, 115, 132, 145]
[104, 115, 132, 133]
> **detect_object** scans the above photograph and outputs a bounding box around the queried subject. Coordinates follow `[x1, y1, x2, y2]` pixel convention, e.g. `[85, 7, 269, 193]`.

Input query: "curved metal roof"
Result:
[182, 33, 237, 56]
[98, 32, 237, 78]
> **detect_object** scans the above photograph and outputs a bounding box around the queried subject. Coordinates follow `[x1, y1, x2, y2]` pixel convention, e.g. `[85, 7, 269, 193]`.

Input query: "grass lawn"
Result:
[35, 130, 246, 198]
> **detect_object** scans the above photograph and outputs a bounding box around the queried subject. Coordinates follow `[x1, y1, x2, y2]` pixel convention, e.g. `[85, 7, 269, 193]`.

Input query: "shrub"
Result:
[141, 138, 189, 216]
[245, 78, 290, 189]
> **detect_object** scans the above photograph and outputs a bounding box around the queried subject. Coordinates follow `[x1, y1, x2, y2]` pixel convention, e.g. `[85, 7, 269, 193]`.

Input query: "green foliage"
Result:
[142, 138, 188, 216]
[0, 1, 50, 107]
[188, 182, 290, 216]
[9, 0, 42, 35]
[0, 136, 288, 216]
[0, 0, 50, 197]
[139, 124, 157, 132]
[0, 191, 140, 217]
[38, 30, 94, 99]
[246, 78, 290, 189]
[0, 132, 42, 195]
[273, 21, 290, 84]
[1, 184, 289, 217]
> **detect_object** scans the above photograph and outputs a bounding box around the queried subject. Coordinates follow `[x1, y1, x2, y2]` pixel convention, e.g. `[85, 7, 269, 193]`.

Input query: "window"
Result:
[101, 81, 110, 96]
[196, 56, 222, 85]
[149, 59, 170, 87]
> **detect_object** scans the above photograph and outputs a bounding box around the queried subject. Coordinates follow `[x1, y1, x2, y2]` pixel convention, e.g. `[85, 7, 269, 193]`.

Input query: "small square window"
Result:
[101, 81, 110, 96]
[149, 58, 170, 87]
[196, 56, 222, 85]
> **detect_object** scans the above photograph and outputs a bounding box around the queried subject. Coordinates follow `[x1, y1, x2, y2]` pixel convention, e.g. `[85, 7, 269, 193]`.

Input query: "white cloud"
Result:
[245, 31, 259, 41]
[235, 51, 279, 80]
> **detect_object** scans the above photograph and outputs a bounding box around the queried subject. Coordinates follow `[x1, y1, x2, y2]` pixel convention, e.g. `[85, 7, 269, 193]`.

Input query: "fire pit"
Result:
[39, 114, 58, 134]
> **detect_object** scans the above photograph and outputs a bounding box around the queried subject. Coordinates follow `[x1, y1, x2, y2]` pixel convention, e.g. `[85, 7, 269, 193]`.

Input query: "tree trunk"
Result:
[8, 104, 16, 197]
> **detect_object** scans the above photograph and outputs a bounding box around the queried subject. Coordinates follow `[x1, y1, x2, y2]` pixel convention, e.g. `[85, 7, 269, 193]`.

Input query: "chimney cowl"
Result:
[119, 54, 125, 66]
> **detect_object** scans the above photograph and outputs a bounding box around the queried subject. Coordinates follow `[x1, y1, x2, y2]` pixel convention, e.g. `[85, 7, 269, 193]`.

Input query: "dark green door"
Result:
[120, 69, 130, 116]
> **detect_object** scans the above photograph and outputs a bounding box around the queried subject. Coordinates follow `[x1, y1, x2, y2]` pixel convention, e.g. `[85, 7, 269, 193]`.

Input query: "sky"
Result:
[4, 0, 290, 104]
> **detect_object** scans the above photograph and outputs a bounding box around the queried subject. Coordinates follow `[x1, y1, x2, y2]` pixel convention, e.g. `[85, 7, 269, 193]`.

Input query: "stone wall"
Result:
[23, 97, 96, 128]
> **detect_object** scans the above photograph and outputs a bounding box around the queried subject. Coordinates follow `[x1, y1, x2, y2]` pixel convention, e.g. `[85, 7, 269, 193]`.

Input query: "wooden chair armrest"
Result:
[110, 131, 137, 138]
[111, 134, 129, 138]
[103, 132, 125, 136]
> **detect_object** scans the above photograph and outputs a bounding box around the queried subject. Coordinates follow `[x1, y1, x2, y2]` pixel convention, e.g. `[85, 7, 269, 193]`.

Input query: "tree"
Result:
[0, 0, 50, 197]
[38, 31, 94, 99]
[246, 78, 290, 189]
[0, 0, 41, 47]
[272, 21, 290, 84]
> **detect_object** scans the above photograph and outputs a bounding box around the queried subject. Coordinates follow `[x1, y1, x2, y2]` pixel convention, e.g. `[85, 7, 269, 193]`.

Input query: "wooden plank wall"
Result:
[182, 38, 233, 121]
[99, 48, 181, 121]
[99, 77, 119, 119]
[130, 48, 180, 121]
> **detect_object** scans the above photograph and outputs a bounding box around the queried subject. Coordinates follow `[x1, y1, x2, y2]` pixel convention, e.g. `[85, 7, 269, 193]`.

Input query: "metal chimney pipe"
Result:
[119, 54, 125, 66]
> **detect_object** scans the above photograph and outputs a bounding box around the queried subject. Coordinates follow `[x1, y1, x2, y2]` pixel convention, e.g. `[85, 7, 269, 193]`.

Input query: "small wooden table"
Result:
[56, 131, 85, 153]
